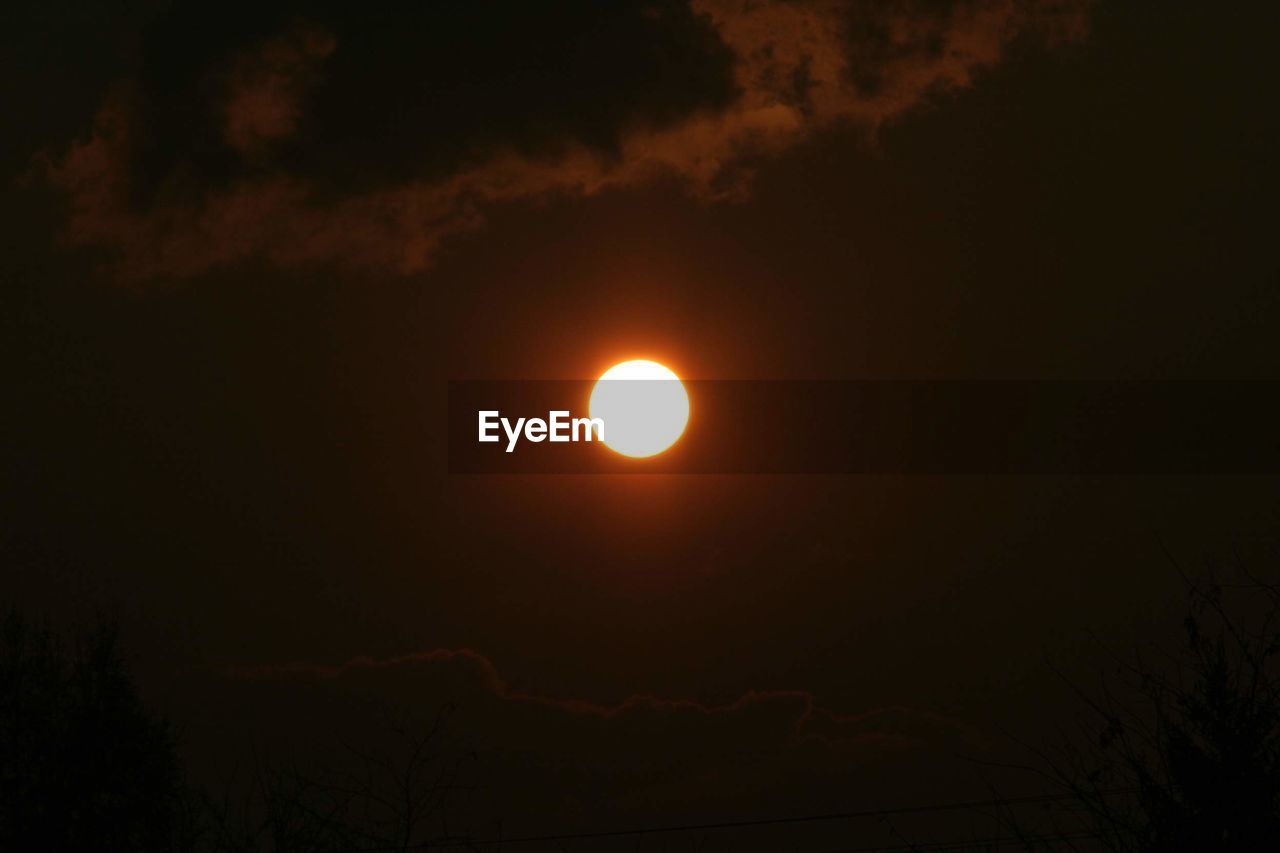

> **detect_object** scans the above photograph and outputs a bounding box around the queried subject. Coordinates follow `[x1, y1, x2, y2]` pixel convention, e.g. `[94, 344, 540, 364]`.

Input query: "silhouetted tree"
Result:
[1042, 575, 1280, 851]
[0, 612, 185, 852]
[198, 707, 477, 852]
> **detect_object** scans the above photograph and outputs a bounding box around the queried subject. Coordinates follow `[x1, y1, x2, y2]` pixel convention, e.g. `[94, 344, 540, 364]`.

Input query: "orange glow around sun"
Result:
[588, 360, 690, 458]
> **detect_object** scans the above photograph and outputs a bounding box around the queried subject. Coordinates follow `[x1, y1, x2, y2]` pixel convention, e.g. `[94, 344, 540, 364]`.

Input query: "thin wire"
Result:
[324, 788, 1134, 851]
[817, 830, 1106, 853]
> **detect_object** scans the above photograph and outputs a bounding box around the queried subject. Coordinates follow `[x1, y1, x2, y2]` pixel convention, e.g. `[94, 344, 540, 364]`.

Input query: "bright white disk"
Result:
[589, 360, 689, 458]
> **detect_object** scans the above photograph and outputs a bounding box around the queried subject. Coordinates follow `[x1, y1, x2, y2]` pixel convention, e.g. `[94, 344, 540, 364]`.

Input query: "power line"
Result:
[328, 789, 1132, 851]
[818, 830, 1105, 853]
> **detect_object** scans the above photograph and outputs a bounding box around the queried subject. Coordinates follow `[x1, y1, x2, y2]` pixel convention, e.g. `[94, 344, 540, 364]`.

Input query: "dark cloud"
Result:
[220, 24, 336, 159]
[43, 0, 1093, 279]
[118, 1, 735, 198]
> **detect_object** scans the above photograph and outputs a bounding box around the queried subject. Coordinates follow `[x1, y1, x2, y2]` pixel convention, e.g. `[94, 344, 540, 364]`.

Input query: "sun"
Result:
[589, 360, 690, 458]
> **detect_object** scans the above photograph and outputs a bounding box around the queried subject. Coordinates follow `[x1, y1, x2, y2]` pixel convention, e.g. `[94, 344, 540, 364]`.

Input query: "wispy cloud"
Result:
[43, 0, 1093, 280]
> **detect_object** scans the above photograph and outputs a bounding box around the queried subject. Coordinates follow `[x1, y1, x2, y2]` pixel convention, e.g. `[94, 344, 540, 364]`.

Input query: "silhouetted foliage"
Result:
[1043, 575, 1280, 851]
[0, 612, 184, 852]
[197, 707, 478, 852]
[1, 611, 478, 853]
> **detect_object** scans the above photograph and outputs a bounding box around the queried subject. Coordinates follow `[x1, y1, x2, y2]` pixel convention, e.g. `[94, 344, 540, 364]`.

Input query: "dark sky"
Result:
[4, 1, 1280, 847]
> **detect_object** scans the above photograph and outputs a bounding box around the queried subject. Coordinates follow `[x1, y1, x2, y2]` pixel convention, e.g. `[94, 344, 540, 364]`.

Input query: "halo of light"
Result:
[589, 360, 689, 458]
